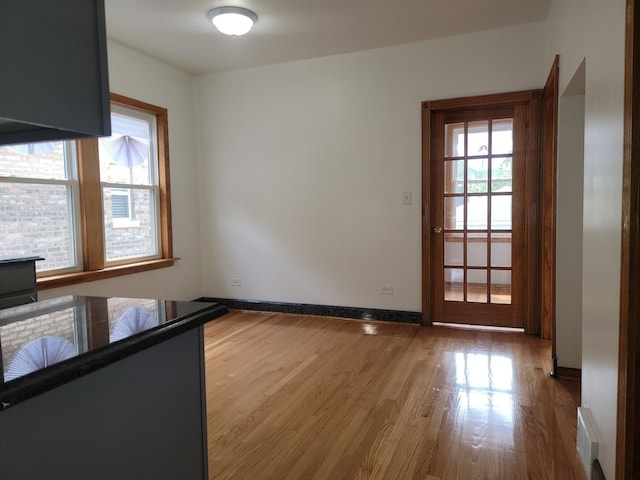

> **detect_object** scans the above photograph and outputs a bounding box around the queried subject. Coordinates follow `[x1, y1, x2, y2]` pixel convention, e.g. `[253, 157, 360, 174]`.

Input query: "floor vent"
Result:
[577, 407, 599, 479]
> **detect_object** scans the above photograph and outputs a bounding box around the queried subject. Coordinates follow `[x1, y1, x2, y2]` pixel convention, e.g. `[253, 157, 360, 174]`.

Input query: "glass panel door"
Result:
[435, 112, 517, 327]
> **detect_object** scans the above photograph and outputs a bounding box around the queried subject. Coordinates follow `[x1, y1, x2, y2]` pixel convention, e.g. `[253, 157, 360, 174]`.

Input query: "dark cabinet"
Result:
[0, 0, 111, 145]
[0, 257, 43, 309]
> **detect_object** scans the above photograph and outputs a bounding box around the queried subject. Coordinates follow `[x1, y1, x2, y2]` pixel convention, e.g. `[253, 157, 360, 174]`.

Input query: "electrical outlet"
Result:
[380, 286, 394, 295]
[231, 277, 241, 286]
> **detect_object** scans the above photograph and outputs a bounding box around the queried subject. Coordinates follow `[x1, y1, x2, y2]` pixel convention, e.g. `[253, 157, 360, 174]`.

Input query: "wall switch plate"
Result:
[231, 277, 241, 287]
[403, 191, 412, 205]
[380, 286, 394, 295]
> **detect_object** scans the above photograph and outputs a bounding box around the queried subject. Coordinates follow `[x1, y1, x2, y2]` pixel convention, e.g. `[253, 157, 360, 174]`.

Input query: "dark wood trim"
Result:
[617, 0, 640, 477]
[196, 297, 422, 324]
[110, 93, 174, 261]
[421, 100, 433, 326]
[157, 107, 173, 259]
[37, 257, 178, 290]
[512, 104, 528, 331]
[422, 89, 541, 111]
[430, 111, 445, 325]
[524, 95, 543, 336]
[110, 93, 167, 116]
[556, 366, 581, 382]
[541, 55, 560, 343]
[77, 137, 106, 271]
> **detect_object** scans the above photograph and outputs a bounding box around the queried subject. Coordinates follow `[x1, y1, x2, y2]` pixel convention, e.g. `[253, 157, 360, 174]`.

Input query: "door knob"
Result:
[433, 226, 443, 234]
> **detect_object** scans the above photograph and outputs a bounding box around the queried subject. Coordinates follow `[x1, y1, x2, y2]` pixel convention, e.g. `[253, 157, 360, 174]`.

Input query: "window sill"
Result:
[37, 258, 179, 290]
[111, 218, 141, 229]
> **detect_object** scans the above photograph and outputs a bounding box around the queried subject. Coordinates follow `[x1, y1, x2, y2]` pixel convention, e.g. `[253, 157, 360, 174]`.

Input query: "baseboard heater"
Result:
[577, 407, 602, 479]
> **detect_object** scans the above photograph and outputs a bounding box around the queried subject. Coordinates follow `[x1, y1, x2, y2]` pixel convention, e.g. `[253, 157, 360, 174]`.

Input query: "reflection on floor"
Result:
[205, 311, 584, 480]
[454, 351, 516, 453]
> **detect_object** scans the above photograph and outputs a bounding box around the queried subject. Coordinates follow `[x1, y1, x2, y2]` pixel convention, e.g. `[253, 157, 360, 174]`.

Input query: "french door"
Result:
[422, 92, 541, 331]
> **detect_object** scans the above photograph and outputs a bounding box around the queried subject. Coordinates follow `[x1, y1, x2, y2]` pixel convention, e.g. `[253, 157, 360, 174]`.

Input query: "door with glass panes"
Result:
[428, 104, 527, 328]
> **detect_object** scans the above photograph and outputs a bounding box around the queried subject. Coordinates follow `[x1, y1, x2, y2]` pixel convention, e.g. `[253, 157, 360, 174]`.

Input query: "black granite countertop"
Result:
[0, 256, 44, 265]
[0, 295, 228, 411]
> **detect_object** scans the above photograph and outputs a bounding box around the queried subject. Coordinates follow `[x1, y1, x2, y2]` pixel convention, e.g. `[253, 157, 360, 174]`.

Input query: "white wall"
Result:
[546, 1, 625, 477]
[194, 23, 546, 311]
[556, 62, 585, 370]
[40, 41, 203, 302]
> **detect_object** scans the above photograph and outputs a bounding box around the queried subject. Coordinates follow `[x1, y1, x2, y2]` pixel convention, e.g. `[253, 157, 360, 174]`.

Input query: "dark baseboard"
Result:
[194, 297, 422, 324]
[556, 366, 581, 381]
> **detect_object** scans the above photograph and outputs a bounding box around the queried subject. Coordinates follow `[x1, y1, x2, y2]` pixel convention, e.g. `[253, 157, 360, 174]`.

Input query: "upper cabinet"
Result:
[0, 0, 111, 145]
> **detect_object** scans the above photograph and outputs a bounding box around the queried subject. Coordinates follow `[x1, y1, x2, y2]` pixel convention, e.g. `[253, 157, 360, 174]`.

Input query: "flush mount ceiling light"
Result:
[207, 6, 258, 36]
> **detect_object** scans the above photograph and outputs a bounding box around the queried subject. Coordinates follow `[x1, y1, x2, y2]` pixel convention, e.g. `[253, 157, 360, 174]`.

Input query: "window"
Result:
[0, 142, 80, 272]
[0, 94, 174, 289]
[99, 103, 160, 262]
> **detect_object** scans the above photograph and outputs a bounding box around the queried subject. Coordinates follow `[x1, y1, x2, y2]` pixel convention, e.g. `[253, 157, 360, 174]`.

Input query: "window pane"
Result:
[491, 195, 512, 230]
[445, 268, 464, 301]
[491, 233, 512, 268]
[444, 233, 464, 266]
[467, 121, 489, 156]
[0, 142, 68, 180]
[104, 188, 158, 261]
[0, 183, 76, 271]
[491, 270, 512, 305]
[444, 160, 464, 194]
[491, 119, 513, 155]
[491, 157, 512, 192]
[444, 196, 464, 230]
[467, 269, 487, 303]
[467, 158, 488, 193]
[467, 195, 488, 229]
[445, 122, 465, 157]
[98, 111, 154, 186]
[467, 233, 487, 267]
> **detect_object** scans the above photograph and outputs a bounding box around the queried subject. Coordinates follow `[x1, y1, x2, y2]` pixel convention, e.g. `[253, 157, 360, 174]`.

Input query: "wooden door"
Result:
[422, 91, 541, 330]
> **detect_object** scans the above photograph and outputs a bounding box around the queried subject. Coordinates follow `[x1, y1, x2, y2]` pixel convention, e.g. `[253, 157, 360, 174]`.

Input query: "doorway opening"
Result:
[555, 59, 585, 372]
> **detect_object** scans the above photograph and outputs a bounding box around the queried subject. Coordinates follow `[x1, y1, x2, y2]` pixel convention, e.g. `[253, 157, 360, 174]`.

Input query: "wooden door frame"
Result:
[617, 0, 640, 477]
[541, 56, 560, 370]
[421, 90, 542, 334]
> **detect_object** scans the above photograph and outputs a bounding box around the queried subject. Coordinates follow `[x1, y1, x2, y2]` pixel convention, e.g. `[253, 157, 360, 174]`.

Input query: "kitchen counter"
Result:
[0, 295, 228, 480]
[0, 256, 43, 309]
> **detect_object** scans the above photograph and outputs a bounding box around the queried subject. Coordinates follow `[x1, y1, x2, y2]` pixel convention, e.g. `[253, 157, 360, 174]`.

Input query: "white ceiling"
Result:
[104, 0, 551, 76]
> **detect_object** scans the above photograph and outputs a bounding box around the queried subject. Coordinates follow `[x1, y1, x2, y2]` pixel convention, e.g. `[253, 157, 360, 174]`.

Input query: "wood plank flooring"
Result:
[204, 311, 585, 480]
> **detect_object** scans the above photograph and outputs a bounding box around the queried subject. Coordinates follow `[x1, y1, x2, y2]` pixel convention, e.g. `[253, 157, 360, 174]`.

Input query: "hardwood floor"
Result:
[204, 311, 585, 480]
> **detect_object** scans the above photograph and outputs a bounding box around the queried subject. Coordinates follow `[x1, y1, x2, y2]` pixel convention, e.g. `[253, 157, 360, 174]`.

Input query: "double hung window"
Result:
[0, 94, 174, 288]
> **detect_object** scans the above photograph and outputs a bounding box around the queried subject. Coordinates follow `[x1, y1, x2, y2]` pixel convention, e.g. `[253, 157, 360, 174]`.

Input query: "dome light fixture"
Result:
[207, 6, 258, 37]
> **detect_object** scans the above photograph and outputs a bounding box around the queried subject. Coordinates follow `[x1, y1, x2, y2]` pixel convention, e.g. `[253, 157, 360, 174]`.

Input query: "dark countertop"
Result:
[0, 256, 44, 265]
[0, 295, 228, 411]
